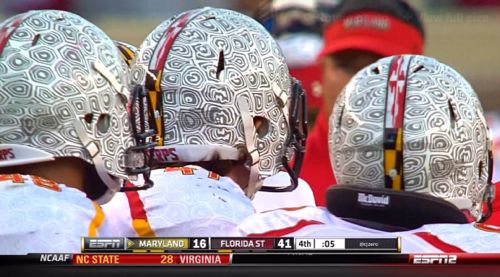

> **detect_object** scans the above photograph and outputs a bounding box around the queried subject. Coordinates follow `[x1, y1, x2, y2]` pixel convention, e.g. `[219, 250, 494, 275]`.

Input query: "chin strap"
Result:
[478, 125, 495, 223]
[260, 78, 307, 193]
[73, 118, 119, 204]
[73, 63, 156, 202]
[478, 155, 495, 223]
[478, 184, 494, 223]
[237, 96, 262, 199]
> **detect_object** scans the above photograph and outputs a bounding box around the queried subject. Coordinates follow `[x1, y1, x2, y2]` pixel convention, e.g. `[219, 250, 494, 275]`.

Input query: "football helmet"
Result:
[131, 7, 307, 198]
[254, 0, 339, 109]
[0, 10, 153, 203]
[330, 55, 494, 221]
[254, 0, 337, 37]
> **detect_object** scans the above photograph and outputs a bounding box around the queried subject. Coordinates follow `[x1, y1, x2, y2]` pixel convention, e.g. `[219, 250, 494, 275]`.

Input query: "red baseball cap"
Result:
[320, 11, 424, 58]
[277, 33, 324, 109]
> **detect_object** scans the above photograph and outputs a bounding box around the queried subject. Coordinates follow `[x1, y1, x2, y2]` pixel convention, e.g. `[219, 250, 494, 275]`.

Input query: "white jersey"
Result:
[103, 166, 255, 237]
[235, 206, 500, 253]
[0, 174, 111, 254]
[486, 111, 500, 182]
[252, 172, 316, 212]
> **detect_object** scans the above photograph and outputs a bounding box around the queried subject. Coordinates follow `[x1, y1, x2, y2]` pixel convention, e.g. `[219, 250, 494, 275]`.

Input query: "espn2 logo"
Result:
[412, 254, 457, 264]
[84, 238, 123, 251]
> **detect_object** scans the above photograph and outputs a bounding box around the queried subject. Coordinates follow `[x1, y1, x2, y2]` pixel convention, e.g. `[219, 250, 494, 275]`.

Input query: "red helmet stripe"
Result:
[147, 8, 209, 146]
[149, 8, 209, 73]
[0, 12, 34, 56]
[385, 56, 411, 129]
[383, 55, 412, 190]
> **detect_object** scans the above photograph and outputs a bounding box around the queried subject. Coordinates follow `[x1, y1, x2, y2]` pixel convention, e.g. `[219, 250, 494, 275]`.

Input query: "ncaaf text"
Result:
[37, 253, 231, 265]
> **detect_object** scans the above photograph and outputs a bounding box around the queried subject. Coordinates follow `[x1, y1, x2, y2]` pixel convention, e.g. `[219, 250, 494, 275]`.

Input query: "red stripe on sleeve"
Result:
[414, 232, 466, 253]
[248, 220, 323, 237]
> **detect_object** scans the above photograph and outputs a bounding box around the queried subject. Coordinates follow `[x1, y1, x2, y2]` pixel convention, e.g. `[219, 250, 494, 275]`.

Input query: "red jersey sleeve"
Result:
[299, 112, 336, 206]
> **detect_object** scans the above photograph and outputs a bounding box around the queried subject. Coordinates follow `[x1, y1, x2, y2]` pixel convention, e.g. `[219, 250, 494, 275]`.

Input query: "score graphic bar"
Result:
[82, 237, 399, 252]
[82, 238, 210, 252]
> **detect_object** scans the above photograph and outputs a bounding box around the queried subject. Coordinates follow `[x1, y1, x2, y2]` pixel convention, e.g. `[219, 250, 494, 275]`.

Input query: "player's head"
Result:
[321, 0, 424, 118]
[254, 0, 338, 115]
[0, 10, 153, 203]
[330, 55, 494, 222]
[131, 7, 307, 198]
[254, 0, 336, 38]
[321, 0, 424, 59]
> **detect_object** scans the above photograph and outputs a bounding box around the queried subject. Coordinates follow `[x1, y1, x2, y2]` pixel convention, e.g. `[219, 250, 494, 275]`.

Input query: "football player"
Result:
[0, 10, 153, 254]
[235, 55, 500, 253]
[254, 0, 338, 118]
[248, 0, 341, 212]
[102, 7, 307, 236]
[299, 0, 425, 206]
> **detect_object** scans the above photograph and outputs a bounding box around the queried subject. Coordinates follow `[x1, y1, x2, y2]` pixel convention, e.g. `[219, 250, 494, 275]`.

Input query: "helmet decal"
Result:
[383, 55, 412, 190]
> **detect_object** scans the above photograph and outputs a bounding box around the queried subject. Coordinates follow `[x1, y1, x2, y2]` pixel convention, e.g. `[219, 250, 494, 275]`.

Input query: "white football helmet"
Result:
[330, 55, 494, 221]
[131, 7, 307, 198]
[0, 10, 153, 203]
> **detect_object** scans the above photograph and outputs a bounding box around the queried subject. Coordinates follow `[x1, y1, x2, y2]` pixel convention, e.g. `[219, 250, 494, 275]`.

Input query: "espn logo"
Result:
[412, 254, 457, 264]
[83, 238, 124, 251]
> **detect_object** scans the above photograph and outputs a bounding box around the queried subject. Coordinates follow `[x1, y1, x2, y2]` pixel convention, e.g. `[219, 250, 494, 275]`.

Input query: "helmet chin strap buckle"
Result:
[260, 78, 307, 193]
[73, 118, 120, 204]
[84, 141, 100, 158]
[237, 96, 262, 199]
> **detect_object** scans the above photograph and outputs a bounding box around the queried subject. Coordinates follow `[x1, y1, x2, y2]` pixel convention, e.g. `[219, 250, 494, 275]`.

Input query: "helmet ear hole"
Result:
[96, 114, 110, 133]
[254, 116, 269, 139]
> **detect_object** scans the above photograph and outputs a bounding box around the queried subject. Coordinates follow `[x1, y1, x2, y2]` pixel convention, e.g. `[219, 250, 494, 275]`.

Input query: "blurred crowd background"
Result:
[0, 0, 499, 112]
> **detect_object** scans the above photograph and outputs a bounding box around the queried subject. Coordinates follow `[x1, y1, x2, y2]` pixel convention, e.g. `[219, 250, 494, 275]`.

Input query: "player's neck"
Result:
[225, 164, 250, 191]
